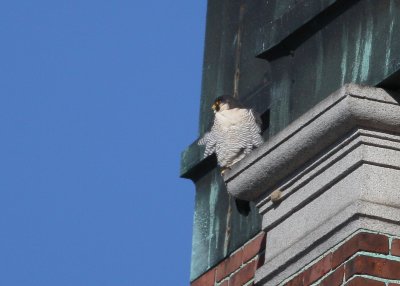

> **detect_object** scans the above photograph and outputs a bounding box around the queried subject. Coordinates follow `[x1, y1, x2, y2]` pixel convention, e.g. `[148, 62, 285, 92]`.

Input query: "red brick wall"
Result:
[191, 231, 400, 286]
[191, 232, 266, 286]
[284, 232, 400, 286]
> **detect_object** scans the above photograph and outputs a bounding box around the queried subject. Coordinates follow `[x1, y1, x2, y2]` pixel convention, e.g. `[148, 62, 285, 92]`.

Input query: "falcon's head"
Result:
[211, 96, 242, 112]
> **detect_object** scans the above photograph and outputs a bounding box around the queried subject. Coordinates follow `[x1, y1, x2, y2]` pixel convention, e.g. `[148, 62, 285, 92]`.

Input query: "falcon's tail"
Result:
[235, 199, 251, 216]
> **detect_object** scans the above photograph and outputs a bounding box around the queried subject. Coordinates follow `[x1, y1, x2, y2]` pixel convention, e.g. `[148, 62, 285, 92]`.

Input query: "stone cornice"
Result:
[224, 84, 400, 202]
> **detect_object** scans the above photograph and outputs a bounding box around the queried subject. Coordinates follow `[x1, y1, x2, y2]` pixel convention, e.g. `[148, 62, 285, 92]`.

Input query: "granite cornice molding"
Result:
[258, 129, 400, 228]
[224, 84, 400, 202]
[252, 127, 400, 285]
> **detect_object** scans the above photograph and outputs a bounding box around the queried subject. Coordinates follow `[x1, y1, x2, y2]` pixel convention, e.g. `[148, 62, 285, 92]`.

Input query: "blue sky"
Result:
[0, 1, 206, 285]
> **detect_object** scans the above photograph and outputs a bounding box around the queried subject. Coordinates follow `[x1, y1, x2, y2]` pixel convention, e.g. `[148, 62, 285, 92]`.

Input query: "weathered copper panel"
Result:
[182, 0, 400, 281]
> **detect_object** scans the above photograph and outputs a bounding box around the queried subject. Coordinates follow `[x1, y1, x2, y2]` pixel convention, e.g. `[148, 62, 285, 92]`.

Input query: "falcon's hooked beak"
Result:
[212, 99, 222, 112]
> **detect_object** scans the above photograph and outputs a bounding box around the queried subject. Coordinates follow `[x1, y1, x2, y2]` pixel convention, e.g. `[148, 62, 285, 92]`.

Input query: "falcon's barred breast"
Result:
[198, 96, 263, 170]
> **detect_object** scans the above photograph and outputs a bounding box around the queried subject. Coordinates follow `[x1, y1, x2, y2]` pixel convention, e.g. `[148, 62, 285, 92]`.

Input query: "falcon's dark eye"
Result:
[214, 96, 224, 105]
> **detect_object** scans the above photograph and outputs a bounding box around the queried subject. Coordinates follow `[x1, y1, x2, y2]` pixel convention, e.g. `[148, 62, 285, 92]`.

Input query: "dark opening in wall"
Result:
[260, 109, 270, 134]
[378, 70, 400, 91]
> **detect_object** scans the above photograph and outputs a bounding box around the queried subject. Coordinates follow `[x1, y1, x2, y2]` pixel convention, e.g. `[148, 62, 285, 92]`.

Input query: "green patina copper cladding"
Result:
[181, 0, 400, 281]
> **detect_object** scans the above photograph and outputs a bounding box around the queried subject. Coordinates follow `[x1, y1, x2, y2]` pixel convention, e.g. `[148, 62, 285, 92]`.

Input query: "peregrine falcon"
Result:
[198, 96, 264, 215]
